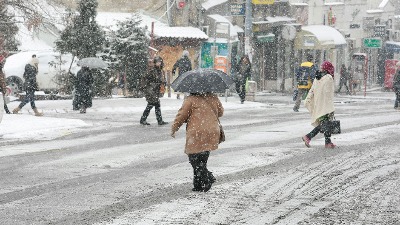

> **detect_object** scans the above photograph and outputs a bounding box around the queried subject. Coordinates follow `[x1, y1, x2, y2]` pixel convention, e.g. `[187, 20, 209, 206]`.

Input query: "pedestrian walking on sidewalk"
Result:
[171, 93, 223, 192]
[139, 56, 168, 125]
[73, 66, 94, 114]
[293, 54, 317, 112]
[393, 61, 400, 110]
[302, 61, 336, 149]
[172, 50, 192, 99]
[234, 55, 251, 104]
[12, 55, 43, 116]
[337, 64, 350, 94]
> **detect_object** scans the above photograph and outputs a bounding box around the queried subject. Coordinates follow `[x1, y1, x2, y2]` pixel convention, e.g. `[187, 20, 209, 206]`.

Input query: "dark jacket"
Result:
[172, 56, 192, 76]
[73, 67, 93, 110]
[235, 61, 251, 83]
[394, 71, 400, 91]
[340, 66, 349, 81]
[23, 64, 38, 91]
[143, 65, 163, 104]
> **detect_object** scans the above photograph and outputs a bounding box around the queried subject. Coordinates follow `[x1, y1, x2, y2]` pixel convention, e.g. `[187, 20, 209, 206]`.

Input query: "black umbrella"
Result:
[171, 68, 234, 93]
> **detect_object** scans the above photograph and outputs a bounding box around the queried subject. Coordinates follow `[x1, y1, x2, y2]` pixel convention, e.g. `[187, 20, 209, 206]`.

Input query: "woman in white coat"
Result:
[302, 61, 336, 149]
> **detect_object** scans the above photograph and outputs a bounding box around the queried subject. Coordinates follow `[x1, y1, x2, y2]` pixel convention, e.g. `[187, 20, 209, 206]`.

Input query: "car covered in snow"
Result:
[3, 50, 79, 96]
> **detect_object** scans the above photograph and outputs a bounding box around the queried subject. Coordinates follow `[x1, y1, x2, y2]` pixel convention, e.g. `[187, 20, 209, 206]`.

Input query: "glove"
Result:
[171, 131, 176, 138]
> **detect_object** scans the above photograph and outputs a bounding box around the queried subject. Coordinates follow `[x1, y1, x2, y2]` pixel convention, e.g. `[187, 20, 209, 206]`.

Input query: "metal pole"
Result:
[244, 0, 252, 56]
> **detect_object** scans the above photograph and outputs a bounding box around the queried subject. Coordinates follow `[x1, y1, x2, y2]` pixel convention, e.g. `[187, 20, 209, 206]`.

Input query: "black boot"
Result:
[140, 120, 150, 125]
[155, 105, 168, 125]
[140, 105, 152, 125]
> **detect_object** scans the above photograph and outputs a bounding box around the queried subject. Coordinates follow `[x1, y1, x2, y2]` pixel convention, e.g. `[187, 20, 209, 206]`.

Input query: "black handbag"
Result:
[320, 119, 341, 134]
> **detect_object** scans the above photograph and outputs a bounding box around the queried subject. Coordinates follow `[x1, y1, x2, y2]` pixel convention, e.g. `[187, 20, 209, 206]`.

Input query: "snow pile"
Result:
[0, 114, 89, 140]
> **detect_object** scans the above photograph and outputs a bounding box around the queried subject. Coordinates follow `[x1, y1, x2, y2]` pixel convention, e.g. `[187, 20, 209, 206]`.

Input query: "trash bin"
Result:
[245, 81, 257, 101]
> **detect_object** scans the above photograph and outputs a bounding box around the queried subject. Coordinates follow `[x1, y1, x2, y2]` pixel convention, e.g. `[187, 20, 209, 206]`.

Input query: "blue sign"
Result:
[230, 3, 245, 16]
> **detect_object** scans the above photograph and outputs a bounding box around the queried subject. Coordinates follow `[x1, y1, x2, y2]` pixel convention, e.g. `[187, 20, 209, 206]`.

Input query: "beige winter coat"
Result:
[171, 94, 224, 155]
[304, 74, 335, 127]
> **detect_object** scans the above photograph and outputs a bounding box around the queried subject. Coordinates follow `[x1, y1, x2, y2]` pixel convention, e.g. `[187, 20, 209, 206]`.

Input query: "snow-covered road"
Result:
[0, 91, 399, 224]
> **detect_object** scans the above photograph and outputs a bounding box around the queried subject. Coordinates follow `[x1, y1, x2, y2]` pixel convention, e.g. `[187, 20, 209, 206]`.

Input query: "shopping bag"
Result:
[321, 120, 341, 134]
[219, 124, 225, 143]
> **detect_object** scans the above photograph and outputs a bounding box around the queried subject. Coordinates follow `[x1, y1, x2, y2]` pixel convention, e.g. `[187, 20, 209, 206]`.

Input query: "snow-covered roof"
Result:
[366, 9, 384, 14]
[96, 12, 207, 40]
[290, 3, 308, 6]
[153, 27, 208, 39]
[233, 25, 244, 33]
[302, 25, 346, 46]
[379, 0, 389, 8]
[253, 16, 296, 24]
[202, 0, 228, 11]
[207, 14, 238, 38]
[324, 2, 345, 6]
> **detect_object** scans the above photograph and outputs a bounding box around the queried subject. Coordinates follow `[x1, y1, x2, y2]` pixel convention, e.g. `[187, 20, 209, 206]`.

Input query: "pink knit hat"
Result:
[321, 61, 334, 78]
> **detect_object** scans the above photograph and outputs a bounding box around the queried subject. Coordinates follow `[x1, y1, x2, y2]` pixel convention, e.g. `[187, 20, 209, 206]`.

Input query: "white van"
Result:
[3, 51, 79, 96]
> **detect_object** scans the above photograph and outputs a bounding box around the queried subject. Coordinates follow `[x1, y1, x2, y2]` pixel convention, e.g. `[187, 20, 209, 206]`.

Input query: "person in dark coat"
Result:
[172, 50, 192, 99]
[337, 64, 350, 94]
[139, 56, 168, 125]
[235, 55, 251, 104]
[393, 62, 400, 109]
[12, 55, 43, 116]
[73, 66, 93, 113]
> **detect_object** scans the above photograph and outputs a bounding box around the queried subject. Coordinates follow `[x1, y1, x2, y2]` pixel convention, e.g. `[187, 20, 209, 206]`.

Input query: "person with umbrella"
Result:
[139, 56, 168, 126]
[12, 55, 43, 116]
[171, 92, 223, 192]
[170, 68, 233, 192]
[73, 66, 94, 113]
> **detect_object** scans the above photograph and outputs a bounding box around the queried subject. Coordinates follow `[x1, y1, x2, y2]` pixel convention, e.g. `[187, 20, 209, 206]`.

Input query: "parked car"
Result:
[3, 50, 79, 96]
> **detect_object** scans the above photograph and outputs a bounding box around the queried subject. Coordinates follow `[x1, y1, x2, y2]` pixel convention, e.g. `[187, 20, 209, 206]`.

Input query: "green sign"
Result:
[257, 34, 275, 43]
[363, 38, 382, 48]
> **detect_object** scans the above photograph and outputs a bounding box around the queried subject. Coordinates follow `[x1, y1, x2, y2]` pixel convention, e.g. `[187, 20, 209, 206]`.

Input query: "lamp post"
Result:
[244, 0, 252, 57]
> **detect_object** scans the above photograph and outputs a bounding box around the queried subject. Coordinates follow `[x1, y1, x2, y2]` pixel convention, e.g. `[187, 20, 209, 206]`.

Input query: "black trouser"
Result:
[235, 81, 246, 102]
[188, 151, 212, 190]
[306, 125, 332, 145]
[395, 89, 400, 108]
[18, 89, 36, 109]
[140, 101, 162, 123]
[338, 80, 350, 93]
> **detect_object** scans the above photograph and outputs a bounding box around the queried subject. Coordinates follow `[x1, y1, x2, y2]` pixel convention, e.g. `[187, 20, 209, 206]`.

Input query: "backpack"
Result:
[297, 62, 315, 89]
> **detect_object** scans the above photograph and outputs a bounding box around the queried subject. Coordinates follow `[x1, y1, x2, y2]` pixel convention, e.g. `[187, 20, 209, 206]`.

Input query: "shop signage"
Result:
[230, 3, 245, 16]
[257, 34, 275, 42]
[373, 25, 386, 37]
[363, 38, 382, 48]
[252, 0, 275, 5]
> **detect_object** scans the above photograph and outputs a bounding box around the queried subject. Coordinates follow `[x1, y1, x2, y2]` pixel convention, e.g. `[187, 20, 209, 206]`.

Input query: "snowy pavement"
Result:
[1, 90, 400, 224]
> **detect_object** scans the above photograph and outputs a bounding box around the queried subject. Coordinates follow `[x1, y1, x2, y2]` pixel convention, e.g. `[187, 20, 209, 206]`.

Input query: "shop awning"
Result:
[154, 27, 208, 40]
[386, 41, 400, 53]
[294, 25, 346, 50]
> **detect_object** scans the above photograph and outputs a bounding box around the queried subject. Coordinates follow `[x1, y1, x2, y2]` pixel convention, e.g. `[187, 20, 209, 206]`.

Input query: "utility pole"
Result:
[244, 0, 252, 58]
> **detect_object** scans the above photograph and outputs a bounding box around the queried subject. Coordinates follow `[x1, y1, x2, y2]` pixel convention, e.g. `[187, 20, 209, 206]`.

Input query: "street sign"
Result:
[252, 0, 275, 4]
[257, 34, 275, 43]
[363, 38, 382, 48]
[230, 3, 245, 16]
